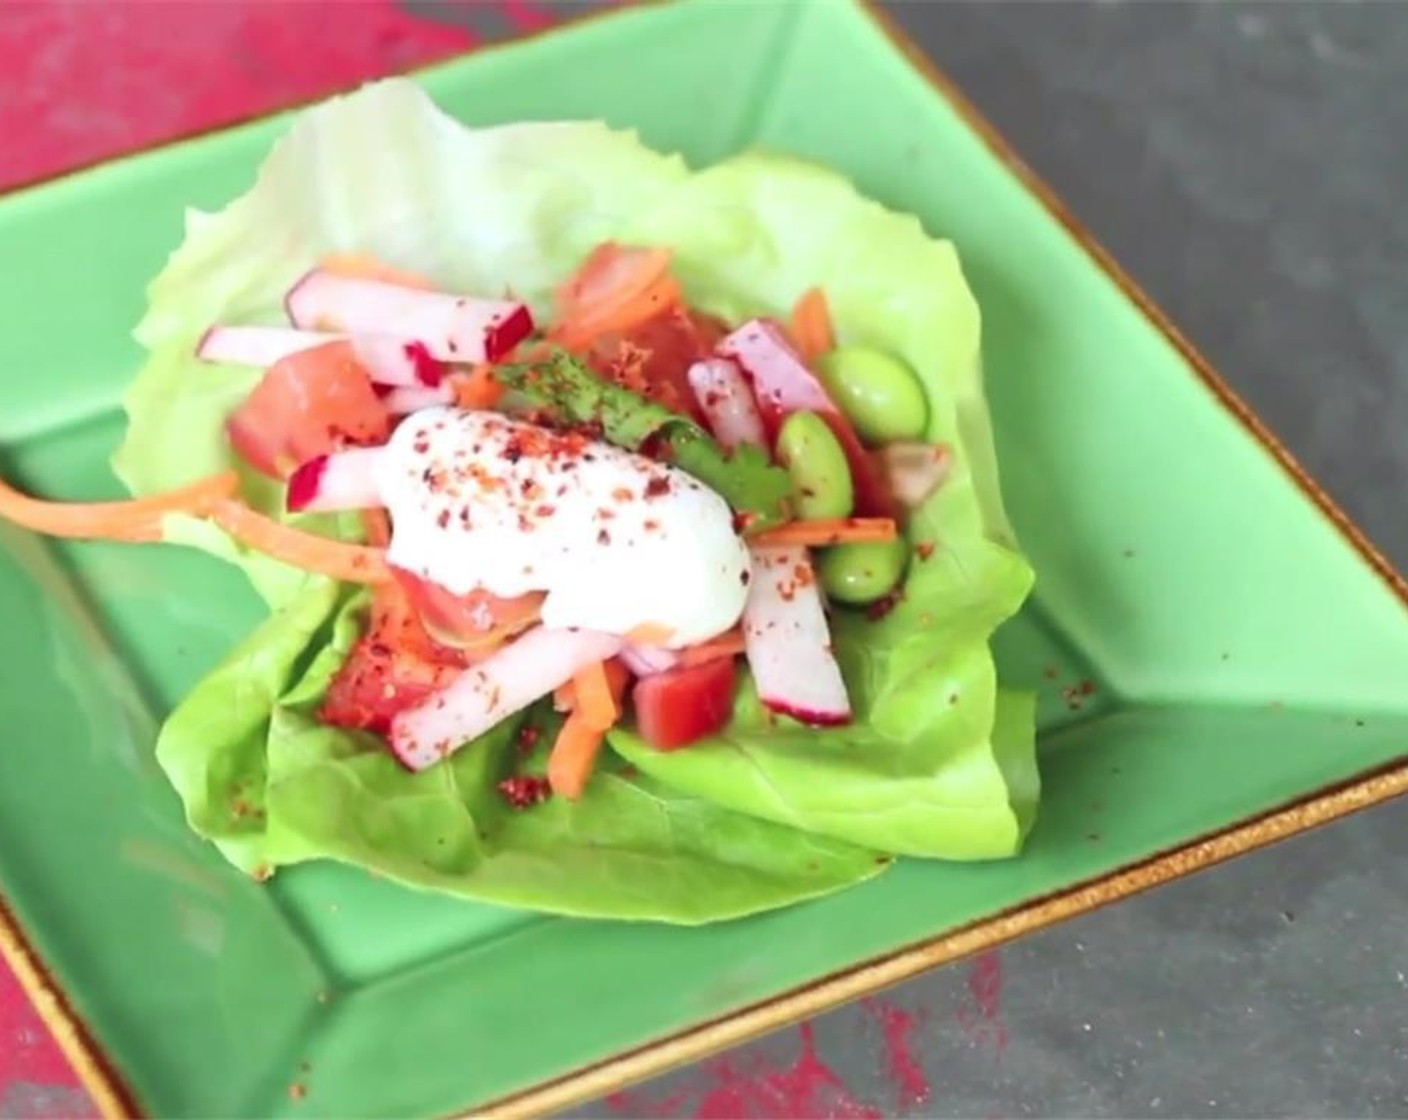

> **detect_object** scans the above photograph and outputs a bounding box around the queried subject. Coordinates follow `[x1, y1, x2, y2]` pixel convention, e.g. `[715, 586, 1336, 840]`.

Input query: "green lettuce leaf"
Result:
[495, 350, 793, 529]
[157, 583, 888, 923]
[118, 80, 1038, 920]
[603, 152, 1038, 857]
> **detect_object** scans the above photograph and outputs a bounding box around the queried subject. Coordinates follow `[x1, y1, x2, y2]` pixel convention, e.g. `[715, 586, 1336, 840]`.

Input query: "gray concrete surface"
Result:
[556, 2, 1408, 1116]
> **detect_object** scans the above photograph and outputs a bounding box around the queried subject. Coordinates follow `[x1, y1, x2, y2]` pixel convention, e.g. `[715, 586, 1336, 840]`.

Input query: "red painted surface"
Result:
[862, 996, 931, 1107]
[956, 949, 1009, 1053]
[0, 0, 476, 193]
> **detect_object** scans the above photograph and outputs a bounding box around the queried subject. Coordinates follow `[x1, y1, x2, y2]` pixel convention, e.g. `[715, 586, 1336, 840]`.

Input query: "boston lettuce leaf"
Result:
[157, 581, 889, 923]
[116, 79, 1038, 920]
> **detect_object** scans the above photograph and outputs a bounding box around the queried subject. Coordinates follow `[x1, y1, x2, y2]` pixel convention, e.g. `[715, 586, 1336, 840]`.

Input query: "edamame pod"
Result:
[817, 538, 909, 605]
[777, 410, 854, 520]
[817, 346, 929, 444]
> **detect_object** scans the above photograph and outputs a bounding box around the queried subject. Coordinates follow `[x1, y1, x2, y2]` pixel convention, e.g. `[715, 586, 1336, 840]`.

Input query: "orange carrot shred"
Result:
[319, 253, 431, 290]
[791, 286, 835, 364]
[552, 244, 682, 350]
[572, 660, 620, 732]
[211, 500, 391, 583]
[749, 517, 898, 549]
[0, 470, 240, 543]
[546, 713, 607, 801]
[361, 509, 392, 548]
[450, 364, 505, 410]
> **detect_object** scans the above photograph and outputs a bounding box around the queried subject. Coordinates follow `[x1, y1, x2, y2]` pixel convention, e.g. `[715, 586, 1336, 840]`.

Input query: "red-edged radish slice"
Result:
[619, 643, 680, 677]
[286, 447, 385, 513]
[717, 319, 895, 517]
[285, 270, 534, 365]
[198, 325, 446, 387]
[381, 384, 455, 415]
[742, 545, 851, 726]
[690, 345, 852, 727]
[876, 442, 952, 508]
[198, 325, 339, 367]
[389, 627, 621, 771]
[686, 358, 767, 449]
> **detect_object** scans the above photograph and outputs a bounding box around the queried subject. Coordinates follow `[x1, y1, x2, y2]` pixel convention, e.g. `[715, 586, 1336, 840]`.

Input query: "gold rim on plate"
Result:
[1, 3, 1405, 1118]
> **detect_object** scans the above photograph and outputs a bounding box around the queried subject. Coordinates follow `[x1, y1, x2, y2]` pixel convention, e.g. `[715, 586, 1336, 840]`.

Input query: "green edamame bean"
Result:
[777, 410, 854, 520]
[817, 538, 909, 605]
[817, 346, 928, 444]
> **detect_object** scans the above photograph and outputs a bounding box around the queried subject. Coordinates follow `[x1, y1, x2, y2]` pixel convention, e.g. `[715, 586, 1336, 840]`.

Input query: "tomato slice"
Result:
[227, 340, 391, 479]
[631, 656, 737, 750]
[389, 566, 543, 649]
[588, 307, 728, 422]
[320, 583, 469, 735]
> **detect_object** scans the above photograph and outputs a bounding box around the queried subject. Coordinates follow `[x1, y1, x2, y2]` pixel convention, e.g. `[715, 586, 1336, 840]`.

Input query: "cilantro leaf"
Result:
[495, 350, 793, 530]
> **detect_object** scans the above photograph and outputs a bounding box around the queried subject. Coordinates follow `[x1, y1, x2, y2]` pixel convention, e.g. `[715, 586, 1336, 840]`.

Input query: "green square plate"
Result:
[2, 1, 1407, 1116]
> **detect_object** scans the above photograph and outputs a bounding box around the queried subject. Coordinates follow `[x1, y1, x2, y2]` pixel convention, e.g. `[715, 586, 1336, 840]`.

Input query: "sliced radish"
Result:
[742, 545, 852, 727]
[285, 270, 533, 365]
[687, 358, 767, 449]
[619, 643, 680, 677]
[389, 627, 621, 771]
[286, 447, 385, 513]
[876, 442, 952, 508]
[198, 324, 448, 387]
[717, 319, 895, 517]
[380, 384, 455, 415]
[198, 325, 339, 368]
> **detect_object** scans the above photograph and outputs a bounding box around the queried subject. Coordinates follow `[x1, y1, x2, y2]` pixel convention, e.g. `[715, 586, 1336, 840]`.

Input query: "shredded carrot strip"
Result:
[361, 509, 392, 548]
[791, 286, 835, 364]
[319, 253, 431, 290]
[450, 364, 505, 410]
[211, 501, 391, 583]
[546, 712, 607, 801]
[553, 680, 576, 714]
[553, 245, 681, 350]
[624, 621, 675, 646]
[572, 660, 621, 731]
[679, 628, 747, 667]
[0, 471, 240, 543]
[749, 517, 898, 549]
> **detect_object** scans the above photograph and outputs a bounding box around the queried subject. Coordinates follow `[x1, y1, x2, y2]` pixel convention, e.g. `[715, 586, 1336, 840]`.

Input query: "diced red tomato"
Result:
[631, 656, 737, 750]
[389, 566, 543, 649]
[226, 340, 391, 479]
[588, 307, 729, 422]
[320, 584, 469, 735]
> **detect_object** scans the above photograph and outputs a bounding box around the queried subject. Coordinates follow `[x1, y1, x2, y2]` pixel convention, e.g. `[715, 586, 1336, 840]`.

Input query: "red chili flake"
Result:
[436, 509, 450, 529]
[517, 724, 541, 754]
[778, 580, 797, 603]
[289, 1083, 308, 1102]
[520, 478, 544, 500]
[644, 476, 672, 498]
[866, 588, 904, 620]
[597, 506, 616, 521]
[459, 507, 473, 528]
[740, 569, 751, 585]
[643, 518, 661, 532]
[413, 437, 431, 454]
[916, 541, 936, 562]
[597, 527, 612, 545]
[794, 563, 814, 587]
[612, 487, 635, 502]
[497, 775, 552, 809]
[535, 503, 556, 518]
[487, 684, 503, 710]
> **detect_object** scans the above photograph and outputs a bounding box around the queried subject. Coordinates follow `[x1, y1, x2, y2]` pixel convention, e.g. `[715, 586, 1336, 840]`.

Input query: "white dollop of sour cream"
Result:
[375, 407, 749, 647]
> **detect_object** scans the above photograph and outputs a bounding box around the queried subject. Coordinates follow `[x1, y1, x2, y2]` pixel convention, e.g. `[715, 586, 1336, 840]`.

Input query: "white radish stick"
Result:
[381, 384, 455, 415]
[390, 627, 622, 771]
[688, 355, 853, 726]
[286, 447, 386, 513]
[284, 270, 533, 364]
[876, 442, 952, 508]
[197, 324, 447, 387]
[742, 546, 852, 726]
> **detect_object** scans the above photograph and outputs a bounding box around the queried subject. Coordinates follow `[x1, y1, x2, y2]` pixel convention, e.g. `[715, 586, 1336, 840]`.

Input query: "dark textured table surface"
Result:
[2, 3, 1406, 1118]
